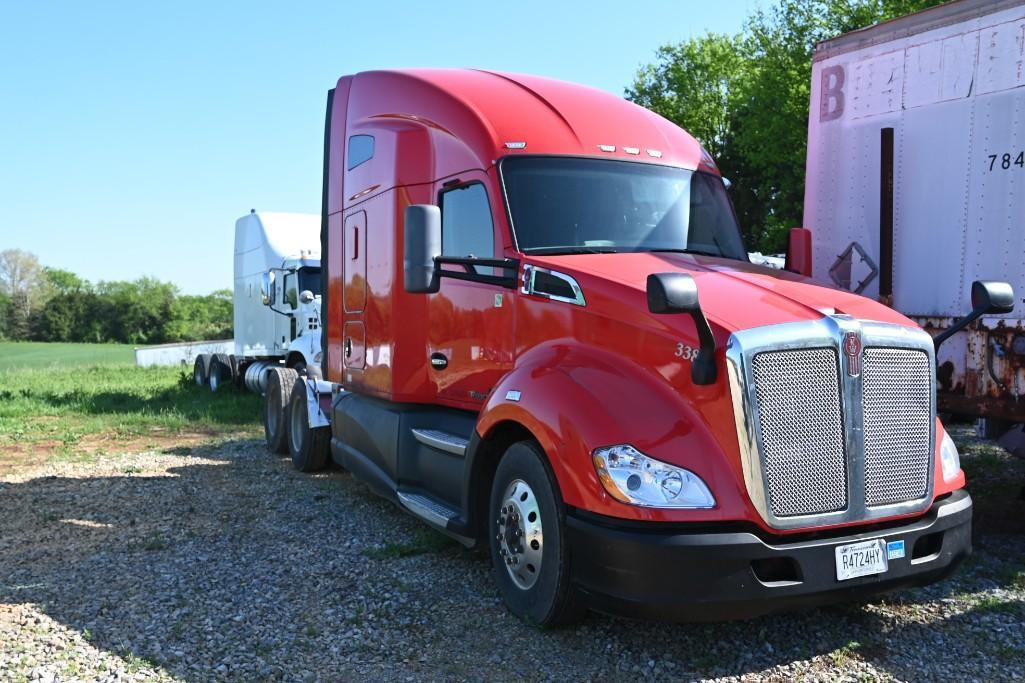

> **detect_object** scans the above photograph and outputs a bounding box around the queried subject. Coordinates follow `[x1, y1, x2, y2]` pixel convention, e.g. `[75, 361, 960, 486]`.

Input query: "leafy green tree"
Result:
[168, 289, 234, 341]
[0, 292, 11, 340]
[628, 0, 945, 252]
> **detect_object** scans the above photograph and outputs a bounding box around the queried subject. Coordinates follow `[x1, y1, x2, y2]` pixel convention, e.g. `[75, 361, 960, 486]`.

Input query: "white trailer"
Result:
[804, 0, 1025, 427]
[192, 210, 325, 393]
[135, 339, 233, 368]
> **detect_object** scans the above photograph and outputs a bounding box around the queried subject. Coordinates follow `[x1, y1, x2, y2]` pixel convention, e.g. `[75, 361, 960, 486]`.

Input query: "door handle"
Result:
[344, 338, 353, 358]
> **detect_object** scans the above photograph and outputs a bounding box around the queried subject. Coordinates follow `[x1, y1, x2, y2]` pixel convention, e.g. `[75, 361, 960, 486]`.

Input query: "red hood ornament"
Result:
[843, 331, 863, 377]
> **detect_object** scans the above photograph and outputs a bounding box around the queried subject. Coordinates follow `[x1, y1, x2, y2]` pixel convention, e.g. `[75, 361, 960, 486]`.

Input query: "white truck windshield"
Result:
[501, 157, 747, 260]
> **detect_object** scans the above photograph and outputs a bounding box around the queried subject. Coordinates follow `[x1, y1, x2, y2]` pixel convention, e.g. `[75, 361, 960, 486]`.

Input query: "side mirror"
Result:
[785, 228, 813, 277]
[404, 204, 442, 294]
[260, 271, 275, 305]
[934, 280, 1016, 353]
[647, 273, 717, 385]
[298, 289, 315, 305]
[971, 280, 1014, 314]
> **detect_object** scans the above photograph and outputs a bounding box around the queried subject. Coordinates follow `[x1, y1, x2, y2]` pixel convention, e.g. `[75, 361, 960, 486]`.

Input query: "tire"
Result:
[263, 367, 298, 455]
[208, 353, 233, 392]
[488, 440, 583, 627]
[193, 354, 209, 387]
[287, 377, 329, 472]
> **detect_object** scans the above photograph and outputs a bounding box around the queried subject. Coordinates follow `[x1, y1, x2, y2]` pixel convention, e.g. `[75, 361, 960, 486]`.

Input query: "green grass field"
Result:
[0, 342, 261, 471]
[0, 341, 136, 370]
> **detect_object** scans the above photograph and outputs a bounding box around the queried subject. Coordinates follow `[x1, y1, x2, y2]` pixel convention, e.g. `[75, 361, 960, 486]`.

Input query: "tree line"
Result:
[627, 0, 943, 253]
[0, 249, 232, 345]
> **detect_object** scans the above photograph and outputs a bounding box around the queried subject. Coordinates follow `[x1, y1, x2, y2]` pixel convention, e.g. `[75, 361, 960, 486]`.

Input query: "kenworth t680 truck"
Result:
[266, 69, 1014, 625]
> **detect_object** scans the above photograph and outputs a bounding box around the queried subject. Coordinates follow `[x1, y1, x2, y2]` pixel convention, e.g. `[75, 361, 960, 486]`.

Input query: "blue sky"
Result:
[0, 1, 760, 294]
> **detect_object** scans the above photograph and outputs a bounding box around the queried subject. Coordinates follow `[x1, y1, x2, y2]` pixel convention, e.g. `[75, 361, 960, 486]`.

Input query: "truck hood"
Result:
[528, 252, 915, 334]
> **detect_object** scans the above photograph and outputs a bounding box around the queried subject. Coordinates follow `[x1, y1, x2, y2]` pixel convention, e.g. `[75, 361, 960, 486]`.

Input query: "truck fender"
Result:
[288, 330, 323, 379]
[473, 341, 741, 517]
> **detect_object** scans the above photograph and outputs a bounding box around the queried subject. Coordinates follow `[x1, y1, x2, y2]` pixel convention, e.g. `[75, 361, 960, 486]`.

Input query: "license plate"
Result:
[835, 538, 888, 581]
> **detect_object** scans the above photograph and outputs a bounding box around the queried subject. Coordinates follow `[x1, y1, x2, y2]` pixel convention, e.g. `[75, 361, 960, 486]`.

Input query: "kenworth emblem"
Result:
[843, 331, 863, 377]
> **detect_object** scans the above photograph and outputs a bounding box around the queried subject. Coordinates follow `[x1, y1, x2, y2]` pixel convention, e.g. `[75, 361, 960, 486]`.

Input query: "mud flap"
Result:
[304, 378, 333, 429]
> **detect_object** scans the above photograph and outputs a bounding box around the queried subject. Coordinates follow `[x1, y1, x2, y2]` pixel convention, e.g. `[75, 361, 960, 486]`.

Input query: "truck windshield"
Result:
[501, 157, 747, 260]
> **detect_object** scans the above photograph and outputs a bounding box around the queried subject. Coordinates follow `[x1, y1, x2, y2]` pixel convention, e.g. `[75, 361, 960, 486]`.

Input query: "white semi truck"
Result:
[803, 0, 1025, 438]
[192, 210, 324, 393]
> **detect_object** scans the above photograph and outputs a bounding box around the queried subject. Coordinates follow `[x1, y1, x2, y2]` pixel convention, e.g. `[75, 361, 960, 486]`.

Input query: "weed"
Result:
[142, 533, 168, 551]
[124, 652, 154, 673]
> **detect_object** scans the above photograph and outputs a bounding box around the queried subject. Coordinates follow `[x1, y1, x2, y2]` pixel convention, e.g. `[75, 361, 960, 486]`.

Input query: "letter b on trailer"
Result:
[820, 65, 845, 122]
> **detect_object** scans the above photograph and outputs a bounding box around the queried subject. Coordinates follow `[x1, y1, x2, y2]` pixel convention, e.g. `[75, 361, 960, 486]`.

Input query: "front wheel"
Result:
[488, 441, 583, 627]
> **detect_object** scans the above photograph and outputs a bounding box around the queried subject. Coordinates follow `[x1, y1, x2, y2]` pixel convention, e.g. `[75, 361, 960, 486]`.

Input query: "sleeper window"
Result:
[347, 135, 375, 170]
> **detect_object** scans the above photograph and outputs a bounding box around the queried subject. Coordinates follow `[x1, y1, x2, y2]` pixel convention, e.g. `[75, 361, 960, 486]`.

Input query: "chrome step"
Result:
[411, 428, 469, 456]
[396, 491, 474, 548]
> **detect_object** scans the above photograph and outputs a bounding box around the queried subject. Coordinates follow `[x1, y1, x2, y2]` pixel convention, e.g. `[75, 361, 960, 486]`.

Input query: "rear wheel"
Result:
[208, 353, 233, 392]
[488, 441, 583, 627]
[287, 378, 329, 472]
[263, 367, 298, 454]
[193, 354, 209, 387]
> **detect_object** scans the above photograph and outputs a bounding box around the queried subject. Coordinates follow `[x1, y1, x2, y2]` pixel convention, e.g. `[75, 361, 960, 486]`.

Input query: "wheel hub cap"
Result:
[496, 479, 543, 589]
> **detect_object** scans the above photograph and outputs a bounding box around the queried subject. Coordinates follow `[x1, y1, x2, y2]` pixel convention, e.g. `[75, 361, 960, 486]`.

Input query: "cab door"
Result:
[427, 172, 514, 410]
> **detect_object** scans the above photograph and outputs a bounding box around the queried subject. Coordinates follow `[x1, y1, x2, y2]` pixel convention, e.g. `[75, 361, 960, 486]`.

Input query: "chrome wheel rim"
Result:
[194, 366, 204, 386]
[496, 478, 543, 590]
[209, 372, 219, 392]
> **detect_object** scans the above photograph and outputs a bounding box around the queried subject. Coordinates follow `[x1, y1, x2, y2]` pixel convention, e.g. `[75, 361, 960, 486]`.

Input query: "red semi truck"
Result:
[263, 69, 1014, 625]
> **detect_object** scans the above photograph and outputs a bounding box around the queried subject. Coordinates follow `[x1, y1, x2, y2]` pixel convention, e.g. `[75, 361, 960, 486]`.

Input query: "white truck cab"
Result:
[193, 210, 324, 391]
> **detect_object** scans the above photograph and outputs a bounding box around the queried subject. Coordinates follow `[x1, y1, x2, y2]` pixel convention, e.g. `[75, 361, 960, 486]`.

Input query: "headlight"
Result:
[940, 430, 961, 482]
[313, 352, 323, 363]
[592, 444, 715, 508]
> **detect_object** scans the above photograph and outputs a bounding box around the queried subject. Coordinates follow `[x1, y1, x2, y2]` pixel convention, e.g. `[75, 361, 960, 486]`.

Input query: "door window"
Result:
[440, 183, 495, 274]
[283, 272, 298, 309]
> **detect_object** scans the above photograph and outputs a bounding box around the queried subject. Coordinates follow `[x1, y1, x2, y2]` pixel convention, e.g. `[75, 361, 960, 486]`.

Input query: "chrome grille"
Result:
[862, 348, 932, 506]
[751, 348, 848, 518]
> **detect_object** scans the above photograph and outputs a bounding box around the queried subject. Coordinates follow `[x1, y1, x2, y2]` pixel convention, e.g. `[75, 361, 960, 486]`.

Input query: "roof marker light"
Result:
[623, 147, 640, 155]
[504, 141, 527, 149]
[598, 144, 616, 152]
[647, 149, 663, 158]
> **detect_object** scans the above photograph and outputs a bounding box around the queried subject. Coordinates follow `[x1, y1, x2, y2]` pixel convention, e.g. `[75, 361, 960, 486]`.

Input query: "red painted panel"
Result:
[343, 211, 367, 313]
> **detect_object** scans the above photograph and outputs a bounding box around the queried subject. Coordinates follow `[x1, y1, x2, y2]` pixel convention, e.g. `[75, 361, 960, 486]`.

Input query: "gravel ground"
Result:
[1, 426, 1023, 682]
